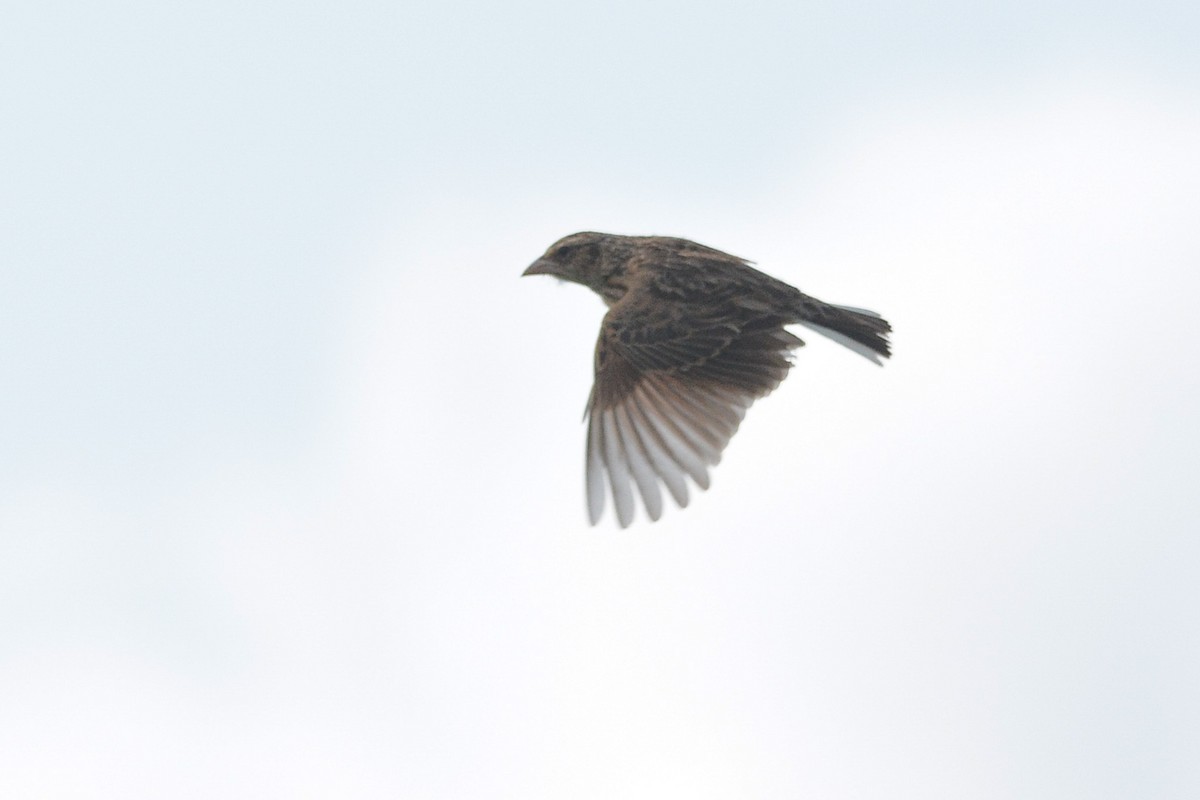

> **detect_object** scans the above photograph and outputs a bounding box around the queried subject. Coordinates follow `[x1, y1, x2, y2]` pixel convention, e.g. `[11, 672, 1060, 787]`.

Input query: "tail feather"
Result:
[796, 302, 892, 365]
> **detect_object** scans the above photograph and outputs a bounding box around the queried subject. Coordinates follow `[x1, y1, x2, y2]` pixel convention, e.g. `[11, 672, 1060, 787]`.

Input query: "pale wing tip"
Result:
[587, 494, 603, 525]
[602, 409, 637, 529]
[615, 495, 634, 528]
[614, 404, 664, 523]
[586, 419, 606, 525]
[675, 484, 690, 508]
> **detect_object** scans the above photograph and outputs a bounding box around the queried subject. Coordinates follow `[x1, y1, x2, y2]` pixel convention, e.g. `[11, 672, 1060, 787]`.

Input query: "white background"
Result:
[3, 1, 1198, 797]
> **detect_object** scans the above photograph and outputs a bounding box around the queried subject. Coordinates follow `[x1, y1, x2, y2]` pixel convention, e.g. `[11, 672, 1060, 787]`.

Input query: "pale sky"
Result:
[3, 1, 1199, 797]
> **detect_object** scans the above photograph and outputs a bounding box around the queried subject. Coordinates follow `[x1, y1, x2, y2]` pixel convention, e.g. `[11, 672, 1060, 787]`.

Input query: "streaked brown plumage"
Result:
[523, 231, 891, 527]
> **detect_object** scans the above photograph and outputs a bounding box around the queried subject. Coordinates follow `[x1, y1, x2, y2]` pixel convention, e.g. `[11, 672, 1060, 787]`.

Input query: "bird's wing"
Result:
[585, 292, 803, 528]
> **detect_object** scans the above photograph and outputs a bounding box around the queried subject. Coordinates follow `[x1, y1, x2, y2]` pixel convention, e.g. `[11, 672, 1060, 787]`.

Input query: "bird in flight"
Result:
[523, 232, 891, 527]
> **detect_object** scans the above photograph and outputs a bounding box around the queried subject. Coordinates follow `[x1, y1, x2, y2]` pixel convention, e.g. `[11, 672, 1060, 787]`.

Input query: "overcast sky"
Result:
[3, 1, 1199, 797]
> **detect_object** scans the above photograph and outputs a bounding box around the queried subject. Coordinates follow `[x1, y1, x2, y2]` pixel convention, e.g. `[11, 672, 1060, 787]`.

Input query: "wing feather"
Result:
[599, 407, 636, 528]
[625, 388, 690, 507]
[614, 402, 663, 522]
[585, 413, 606, 525]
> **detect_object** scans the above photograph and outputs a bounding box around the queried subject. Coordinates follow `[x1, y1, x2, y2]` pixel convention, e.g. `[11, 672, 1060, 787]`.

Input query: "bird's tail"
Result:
[796, 302, 892, 365]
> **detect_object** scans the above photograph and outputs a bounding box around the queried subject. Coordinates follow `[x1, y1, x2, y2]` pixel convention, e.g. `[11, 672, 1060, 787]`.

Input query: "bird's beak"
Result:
[522, 258, 562, 277]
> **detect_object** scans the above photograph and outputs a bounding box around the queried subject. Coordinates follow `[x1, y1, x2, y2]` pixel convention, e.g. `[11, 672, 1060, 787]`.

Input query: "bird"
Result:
[522, 231, 891, 528]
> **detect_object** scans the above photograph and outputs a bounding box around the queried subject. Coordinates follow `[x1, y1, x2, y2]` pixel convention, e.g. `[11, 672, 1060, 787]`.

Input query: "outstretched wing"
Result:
[585, 289, 803, 527]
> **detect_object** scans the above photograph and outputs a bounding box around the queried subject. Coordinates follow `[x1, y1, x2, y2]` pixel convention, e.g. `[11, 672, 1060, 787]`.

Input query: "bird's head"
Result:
[523, 231, 636, 305]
